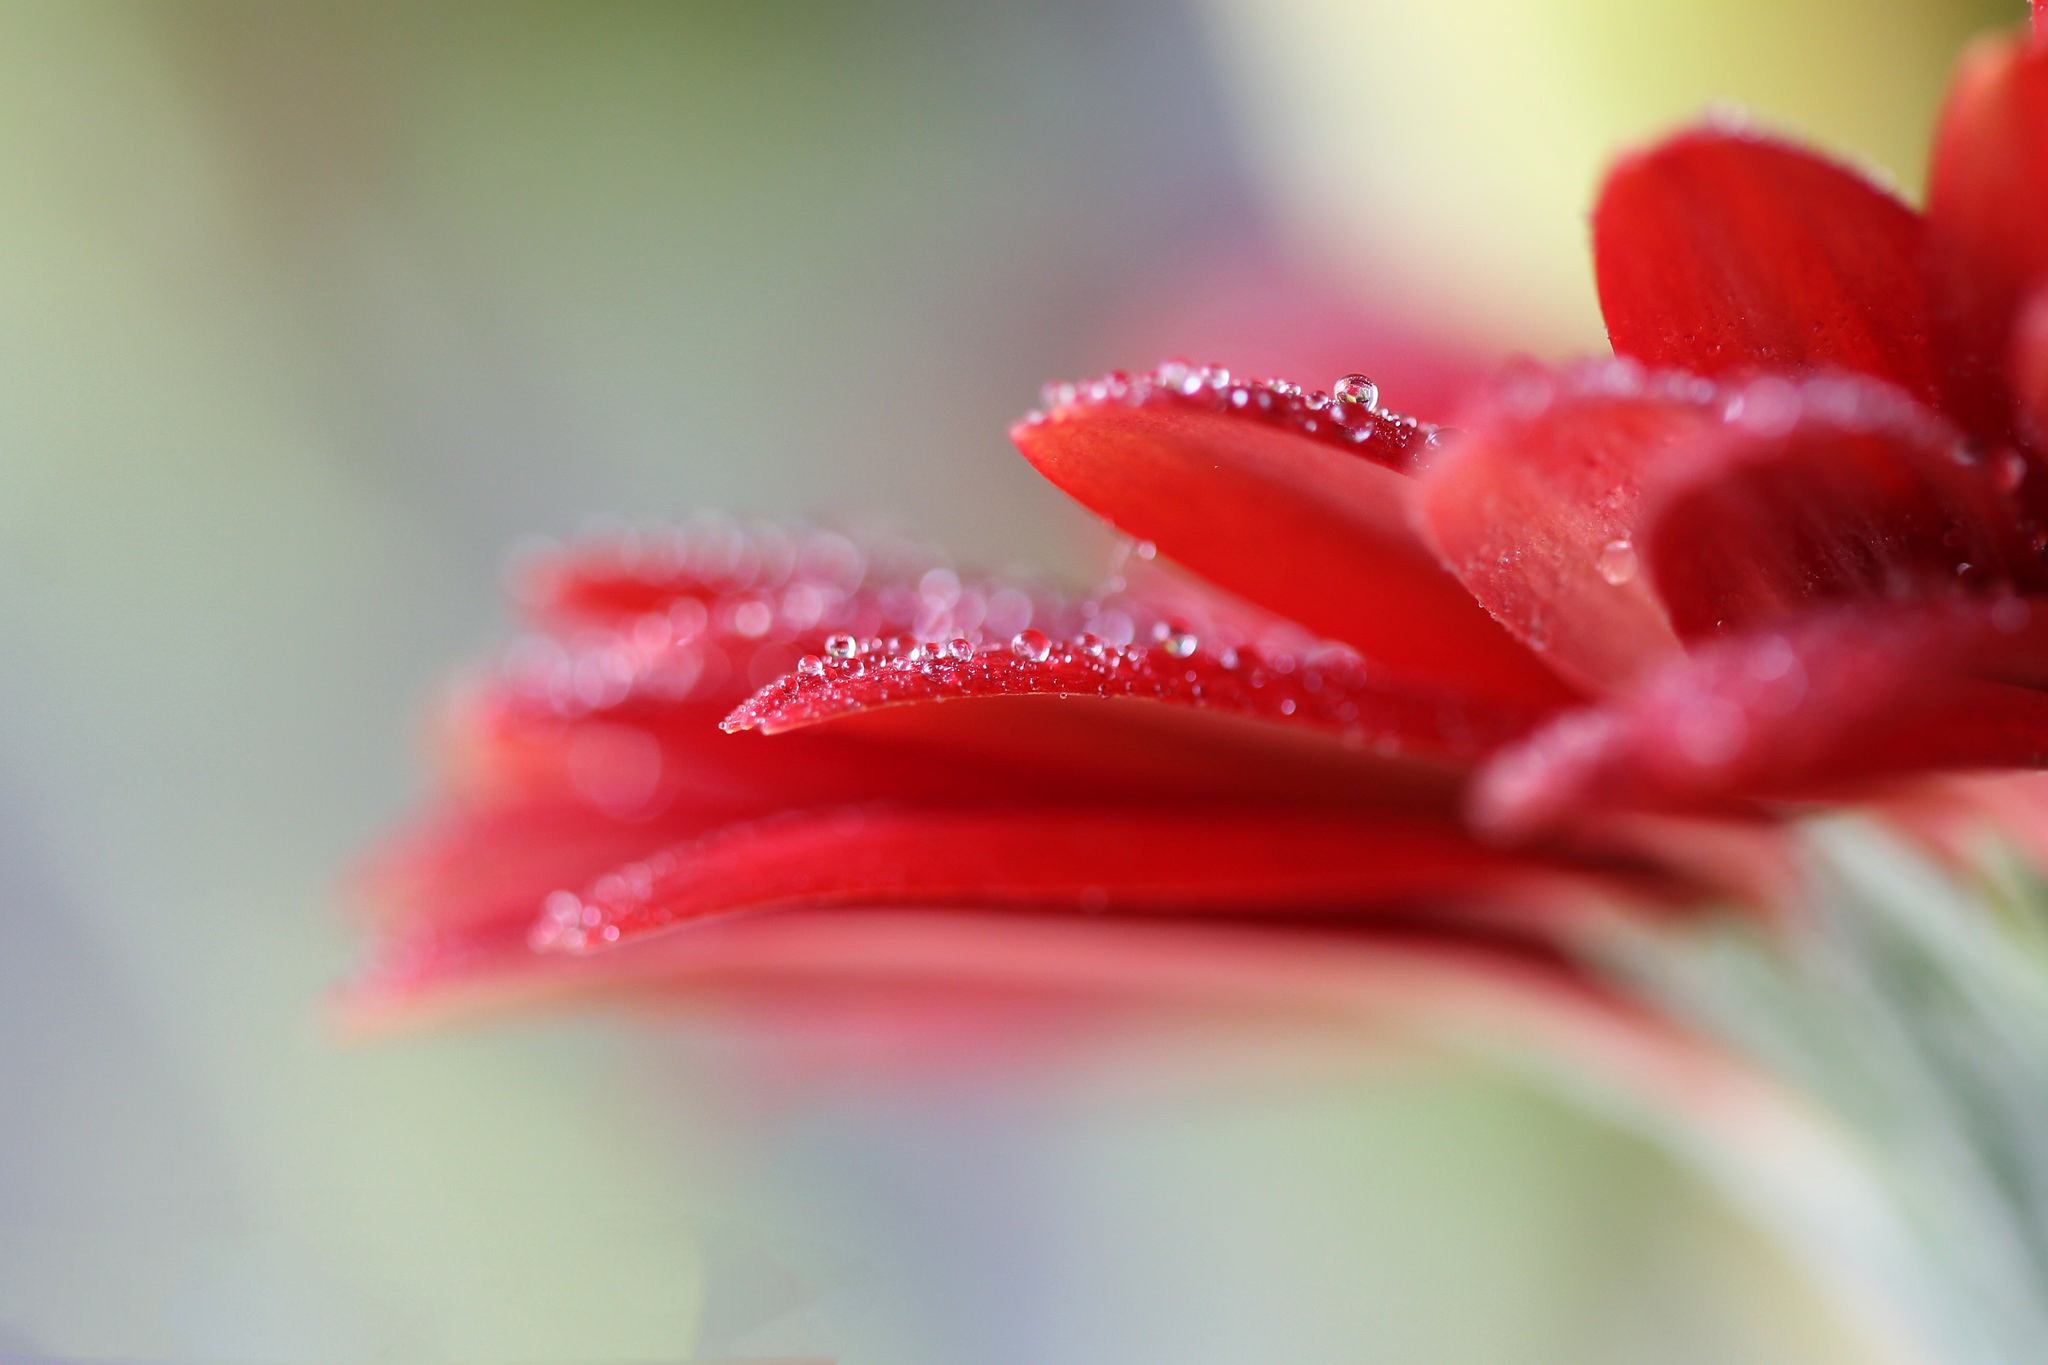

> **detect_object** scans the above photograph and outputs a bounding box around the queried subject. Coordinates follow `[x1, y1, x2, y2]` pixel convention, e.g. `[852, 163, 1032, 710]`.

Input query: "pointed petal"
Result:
[1414, 363, 1713, 693]
[1012, 364, 1581, 709]
[1927, 31, 2048, 438]
[1594, 130, 1940, 411]
[1474, 599, 2048, 834]
[1640, 372, 2048, 638]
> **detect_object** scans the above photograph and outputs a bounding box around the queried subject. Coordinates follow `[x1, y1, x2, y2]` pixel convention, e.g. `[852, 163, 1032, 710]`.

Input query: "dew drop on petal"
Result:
[798, 654, 827, 677]
[1332, 373, 1379, 411]
[948, 637, 975, 661]
[1162, 629, 1198, 658]
[1011, 629, 1053, 662]
[824, 633, 859, 659]
[1998, 450, 2029, 494]
[1075, 632, 1107, 658]
[1596, 538, 1639, 586]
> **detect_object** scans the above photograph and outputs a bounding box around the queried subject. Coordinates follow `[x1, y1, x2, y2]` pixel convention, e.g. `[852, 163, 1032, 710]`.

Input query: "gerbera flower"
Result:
[352, 12, 2048, 1044]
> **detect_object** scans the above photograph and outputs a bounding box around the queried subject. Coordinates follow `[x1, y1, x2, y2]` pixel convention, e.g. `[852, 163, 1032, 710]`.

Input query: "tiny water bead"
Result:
[1332, 374, 1379, 410]
[1597, 538, 1640, 586]
[1011, 629, 1054, 662]
[1027, 361, 1440, 471]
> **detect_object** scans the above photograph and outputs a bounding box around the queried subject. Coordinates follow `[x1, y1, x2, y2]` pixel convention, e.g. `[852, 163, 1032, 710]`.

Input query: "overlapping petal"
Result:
[1475, 599, 2048, 835]
[1927, 29, 2048, 438]
[1012, 363, 1579, 708]
[1594, 131, 1941, 410]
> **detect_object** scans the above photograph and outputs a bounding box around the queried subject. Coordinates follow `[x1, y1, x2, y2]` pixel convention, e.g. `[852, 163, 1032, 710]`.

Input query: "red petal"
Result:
[1927, 31, 2048, 439]
[1594, 131, 1940, 411]
[1414, 363, 1713, 693]
[723, 629, 1548, 763]
[1639, 371, 2048, 638]
[525, 806, 1652, 954]
[1474, 599, 2048, 834]
[1012, 364, 1581, 709]
[2014, 284, 2048, 447]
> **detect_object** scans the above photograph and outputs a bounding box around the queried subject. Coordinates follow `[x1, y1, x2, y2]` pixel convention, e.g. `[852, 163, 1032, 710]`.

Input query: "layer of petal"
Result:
[527, 805, 1655, 955]
[1013, 364, 1581, 709]
[1640, 372, 2048, 638]
[1594, 130, 1939, 410]
[1415, 364, 1712, 693]
[1475, 599, 2048, 835]
[1927, 31, 2048, 440]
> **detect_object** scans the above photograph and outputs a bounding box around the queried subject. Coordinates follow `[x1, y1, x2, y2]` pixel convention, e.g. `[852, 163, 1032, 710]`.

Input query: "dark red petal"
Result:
[1640, 372, 2048, 637]
[1012, 364, 1581, 709]
[2014, 284, 2048, 447]
[1927, 31, 2048, 439]
[526, 805, 1650, 955]
[1414, 364, 1714, 693]
[722, 629, 1550, 764]
[1594, 130, 1940, 411]
[1474, 599, 2048, 835]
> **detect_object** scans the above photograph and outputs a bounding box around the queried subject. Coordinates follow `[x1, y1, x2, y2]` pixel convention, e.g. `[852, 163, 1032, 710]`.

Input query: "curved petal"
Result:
[1012, 364, 1581, 709]
[1414, 363, 1712, 693]
[1927, 30, 2048, 439]
[1640, 372, 2048, 638]
[1474, 599, 2048, 835]
[723, 630, 1549, 763]
[1594, 130, 1940, 411]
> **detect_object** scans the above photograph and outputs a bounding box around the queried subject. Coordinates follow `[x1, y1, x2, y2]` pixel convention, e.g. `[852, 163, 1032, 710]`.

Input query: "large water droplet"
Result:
[1011, 629, 1053, 662]
[824, 633, 859, 659]
[947, 637, 975, 661]
[1162, 629, 1198, 658]
[1333, 374, 1379, 410]
[1075, 632, 1107, 659]
[798, 654, 827, 677]
[1597, 538, 1639, 586]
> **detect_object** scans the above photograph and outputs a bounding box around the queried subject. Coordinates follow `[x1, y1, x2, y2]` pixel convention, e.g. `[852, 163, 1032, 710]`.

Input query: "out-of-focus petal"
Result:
[1927, 30, 2048, 439]
[1640, 372, 2048, 638]
[1415, 363, 1714, 693]
[1474, 599, 2048, 835]
[2013, 284, 2048, 446]
[723, 630, 1549, 763]
[523, 805, 1654, 954]
[1594, 131, 1940, 411]
[1012, 364, 1581, 709]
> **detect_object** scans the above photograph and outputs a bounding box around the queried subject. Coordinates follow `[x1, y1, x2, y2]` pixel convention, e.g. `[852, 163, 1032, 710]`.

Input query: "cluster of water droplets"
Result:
[1018, 360, 1444, 471]
[493, 520, 1098, 720]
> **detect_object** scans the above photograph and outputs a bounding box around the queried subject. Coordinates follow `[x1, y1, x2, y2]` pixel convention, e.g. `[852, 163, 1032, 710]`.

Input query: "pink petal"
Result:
[1012, 364, 1581, 709]
[1414, 363, 1713, 693]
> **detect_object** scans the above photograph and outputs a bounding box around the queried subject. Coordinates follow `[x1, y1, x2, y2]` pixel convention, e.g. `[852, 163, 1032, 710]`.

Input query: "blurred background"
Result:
[0, 1, 2017, 1360]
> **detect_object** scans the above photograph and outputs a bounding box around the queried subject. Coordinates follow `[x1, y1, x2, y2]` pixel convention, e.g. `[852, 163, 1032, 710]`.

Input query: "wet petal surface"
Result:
[1013, 363, 1580, 708]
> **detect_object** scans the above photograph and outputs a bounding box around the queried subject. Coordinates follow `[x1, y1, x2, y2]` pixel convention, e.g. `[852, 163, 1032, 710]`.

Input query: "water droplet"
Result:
[947, 637, 975, 661]
[1999, 450, 2029, 493]
[798, 654, 827, 676]
[824, 633, 859, 659]
[1076, 632, 1107, 658]
[1278, 698, 1297, 716]
[1333, 374, 1379, 410]
[1597, 538, 1639, 586]
[1134, 540, 1157, 561]
[1162, 629, 1197, 658]
[1011, 629, 1053, 661]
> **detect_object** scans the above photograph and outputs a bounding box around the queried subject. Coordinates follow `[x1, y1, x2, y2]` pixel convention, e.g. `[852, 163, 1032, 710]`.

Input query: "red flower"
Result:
[351, 16, 2048, 1029]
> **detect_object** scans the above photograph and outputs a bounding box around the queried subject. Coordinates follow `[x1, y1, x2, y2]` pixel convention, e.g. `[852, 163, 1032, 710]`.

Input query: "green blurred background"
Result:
[0, 2, 2015, 1360]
